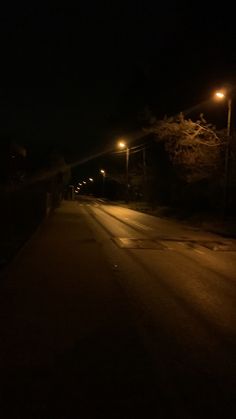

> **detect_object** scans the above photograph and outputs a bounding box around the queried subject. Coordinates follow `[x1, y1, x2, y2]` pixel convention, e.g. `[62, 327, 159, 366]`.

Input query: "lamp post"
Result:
[100, 169, 106, 197]
[214, 90, 232, 214]
[215, 91, 232, 136]
[118, 141, 129, 202]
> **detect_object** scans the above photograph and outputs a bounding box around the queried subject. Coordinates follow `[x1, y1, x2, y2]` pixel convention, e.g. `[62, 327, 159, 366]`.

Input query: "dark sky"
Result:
[1, 3, 236, 162]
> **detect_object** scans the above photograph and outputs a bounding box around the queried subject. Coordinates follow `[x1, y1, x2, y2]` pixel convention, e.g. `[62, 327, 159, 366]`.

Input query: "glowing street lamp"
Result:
[118, 140, 129, 202]
[100, 170, 106, 196]
[214, 90, 231, 137]
[89, 177, 94, 182]
[118, 141, 126, 149]
[83, 181, 87, 185]
[214, 89, 232, 213]
[215, 91, 225, 100]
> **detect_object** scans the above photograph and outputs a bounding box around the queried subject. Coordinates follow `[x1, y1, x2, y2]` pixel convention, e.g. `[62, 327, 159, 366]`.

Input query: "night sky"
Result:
[1, 3, 236, 163]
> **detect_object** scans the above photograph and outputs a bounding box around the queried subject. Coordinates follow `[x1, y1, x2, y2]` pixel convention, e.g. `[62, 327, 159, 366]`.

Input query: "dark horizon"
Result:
[1, 4, 236, 162]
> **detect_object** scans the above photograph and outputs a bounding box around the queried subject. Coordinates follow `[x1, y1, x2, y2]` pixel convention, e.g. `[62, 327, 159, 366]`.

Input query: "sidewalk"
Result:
[0, 201, 156, 418]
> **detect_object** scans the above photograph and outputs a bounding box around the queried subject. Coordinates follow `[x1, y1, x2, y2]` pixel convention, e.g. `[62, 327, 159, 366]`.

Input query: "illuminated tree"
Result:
[146, 113, 225, 183]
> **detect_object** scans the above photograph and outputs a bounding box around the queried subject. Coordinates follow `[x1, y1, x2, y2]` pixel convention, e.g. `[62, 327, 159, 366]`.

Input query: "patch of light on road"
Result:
[123, 218, 153, 231]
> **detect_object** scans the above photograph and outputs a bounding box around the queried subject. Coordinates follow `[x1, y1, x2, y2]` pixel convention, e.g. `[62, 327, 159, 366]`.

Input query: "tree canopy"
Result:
[145, 113, 225, 183]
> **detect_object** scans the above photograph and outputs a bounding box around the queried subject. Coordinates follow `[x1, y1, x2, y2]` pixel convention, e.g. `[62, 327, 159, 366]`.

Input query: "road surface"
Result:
[0, 197, 236, 418]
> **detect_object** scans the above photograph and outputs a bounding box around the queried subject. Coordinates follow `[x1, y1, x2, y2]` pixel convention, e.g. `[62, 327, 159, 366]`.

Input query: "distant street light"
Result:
[118, 140, 129, 202]
[100, 169, 106, 196]
[89, 178, 94, 182]
[214, 89, 232, 214]
[79, 183, 82, 186]
[83, 181, 87, 184]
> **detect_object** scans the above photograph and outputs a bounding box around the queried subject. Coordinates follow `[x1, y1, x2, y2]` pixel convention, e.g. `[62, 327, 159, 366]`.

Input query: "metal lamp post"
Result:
[100, 169, 106, 197]
[118, 141, 129, 202]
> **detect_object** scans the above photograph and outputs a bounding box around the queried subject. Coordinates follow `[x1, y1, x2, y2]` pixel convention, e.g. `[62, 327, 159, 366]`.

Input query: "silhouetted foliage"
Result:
[145, 113, 225, 183]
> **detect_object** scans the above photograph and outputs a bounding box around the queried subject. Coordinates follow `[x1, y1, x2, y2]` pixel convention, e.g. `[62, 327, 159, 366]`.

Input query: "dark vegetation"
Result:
[0, 141, 70, 268]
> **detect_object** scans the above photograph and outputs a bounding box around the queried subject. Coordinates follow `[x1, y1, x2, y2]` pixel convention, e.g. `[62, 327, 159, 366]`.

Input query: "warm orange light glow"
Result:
[100, 169, 105, 174]
[118, 141, 126, 149]
[215, 91, 225, 99]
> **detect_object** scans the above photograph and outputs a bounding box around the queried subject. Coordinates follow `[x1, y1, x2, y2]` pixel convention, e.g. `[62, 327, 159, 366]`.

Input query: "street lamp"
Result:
[89, 178, 94, 182]
[214, 90, 232, 137]
[100, 169, 106, 196]
[215, 91, 225, 100]
[214, 90, 232, 214]
[118, 140, 129, 202]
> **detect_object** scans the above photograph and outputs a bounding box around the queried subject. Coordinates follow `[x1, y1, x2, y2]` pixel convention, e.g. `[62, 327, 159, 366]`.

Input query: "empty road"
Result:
[77, 196, 236, 417]
[0, 197, 236, 418]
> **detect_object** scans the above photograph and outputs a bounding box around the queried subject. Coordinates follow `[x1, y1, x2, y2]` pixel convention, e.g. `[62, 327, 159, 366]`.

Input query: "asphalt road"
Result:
[0, 197, 236, 418]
